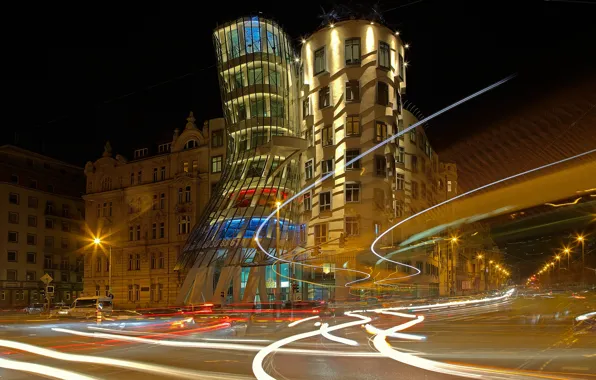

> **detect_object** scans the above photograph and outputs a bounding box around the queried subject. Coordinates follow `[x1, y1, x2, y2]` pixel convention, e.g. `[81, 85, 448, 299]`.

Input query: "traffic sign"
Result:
[40, 273, 53, 285]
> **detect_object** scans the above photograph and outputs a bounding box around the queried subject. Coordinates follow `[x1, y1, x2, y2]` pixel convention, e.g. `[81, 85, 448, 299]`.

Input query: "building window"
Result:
[28, 196, 38, 208]
[314, 46, 326, 75]
[44, 255, 52, 269]
[346, 115, 360, 136]
[346, 80, 360, 102]
[411, 155, 418, 172]
[269, 69, 280, 86]
[10, 174, 18, 184]
[160, 193, 165, 209]
[150, 253, 156, 269]
[305, 160, 313, 180]
[135, 254, 141, 270]
[8, 251, 17, 262]
[304, 192, 312, 211]
[247, 67, 263, 85]
[345, 38, 361, 65]
[134, 148, 148, 159]
[375, 121, 388, 142]
[184, 140, 199, 150]
[183, 161, 189, 173]
[108, 201, 113, 216]
[129, 226, 134, 241]
[26, 271, 36, 281]
[44, 236, 54, 248]
[96, 257, 102, 273]
[159, 252, 165, 269]
[27, 252, 36, 264]
[345, 183, 361, 203]
[319, 191, 331, 212]
[412, 181, 419, 199]
[158, 143, 171, 153]
[322, 159, 333, 175]
[160, 222, 165, 238]
[28, 215, 37, 227]
[9, 193, 19, 205]
[136, 225, 141, 241]
[8, 231, 18, 243]
[62, 221, 70, 232]
[29, 179, 37, 189]
[178, 188, 183, 203]
[191, 160, 197, 171]
[410, 129, 417, 143]
[8, 212, 19, 224]
[159, 166, 166, 180]
[345, 216, 360, 236]
[130, 172, 135, 185]
[137, 171, 142, 183]
[212, 130, 224, 148]
[101, 177, 112, 191]
[303, 98, 310, 118]
[378, 41, 390, 69]
[61, 238, 68, 249]
[447, 180, 453, 192]
[152, 223, 157, 239]
[319, 86, 330, 109]
[128, 255, 133, 271]
[153, 168, 158, 182]
[27, 234, 37, 245]
[179, 215, 191, 234]
[377, 81, 389, 106]
[397, 147, 405, 163]
[211, 156, 223, 173]
[375, 156, 387, 176]
[7, 270, 17, 281]
[314, 223, 328, 245]
[396, 173, 405, 190]
[321, 125, 333, 146]
[345, 149, 361, 170]
[185, 186, 191, 202]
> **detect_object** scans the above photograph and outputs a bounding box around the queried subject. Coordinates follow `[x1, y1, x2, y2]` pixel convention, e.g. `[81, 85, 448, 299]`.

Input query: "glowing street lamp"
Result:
[577, 235, 585, 285]
[93, 238, 112, 297]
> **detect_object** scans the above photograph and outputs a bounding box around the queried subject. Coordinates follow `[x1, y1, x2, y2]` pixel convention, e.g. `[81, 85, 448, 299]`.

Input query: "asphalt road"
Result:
[0, 293, 594, 380]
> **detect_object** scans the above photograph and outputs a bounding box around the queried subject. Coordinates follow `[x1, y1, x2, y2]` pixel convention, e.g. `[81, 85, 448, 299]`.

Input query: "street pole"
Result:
[276, 203, 281, 302]
[109, 245, 112, 297]
[581, 239, 585, 287]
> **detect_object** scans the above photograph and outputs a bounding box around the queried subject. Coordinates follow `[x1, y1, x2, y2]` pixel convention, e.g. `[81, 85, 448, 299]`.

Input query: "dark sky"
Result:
[4, 0, 595, 167]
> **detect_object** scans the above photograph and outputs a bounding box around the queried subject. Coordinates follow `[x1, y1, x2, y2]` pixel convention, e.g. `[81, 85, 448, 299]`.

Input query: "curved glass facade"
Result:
[177, 16, 302, 303]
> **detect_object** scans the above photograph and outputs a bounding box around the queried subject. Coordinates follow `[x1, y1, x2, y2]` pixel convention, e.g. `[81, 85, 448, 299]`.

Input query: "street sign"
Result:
[47, 285, 55, 295]
[40, 273, 53, 285]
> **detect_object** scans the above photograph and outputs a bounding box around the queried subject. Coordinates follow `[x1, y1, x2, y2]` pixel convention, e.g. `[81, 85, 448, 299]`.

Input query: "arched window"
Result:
[184, 140, 199, 150]
[101, 177, 112, 191]
[185, 186, 191, 202]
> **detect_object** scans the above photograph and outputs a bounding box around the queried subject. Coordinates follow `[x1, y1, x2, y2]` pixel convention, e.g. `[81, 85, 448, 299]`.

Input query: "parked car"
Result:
[24, 303, 45, 315]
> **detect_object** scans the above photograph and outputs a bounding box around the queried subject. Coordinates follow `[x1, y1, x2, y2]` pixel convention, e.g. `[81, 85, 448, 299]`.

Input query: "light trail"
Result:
[252, 312, 372, 380]
[287, 315, 319, 327]
[0, 357, 95, 380]
[320, 323, 359, 346]
[371, 148, 596, 279]
[254, 75, 517, 287]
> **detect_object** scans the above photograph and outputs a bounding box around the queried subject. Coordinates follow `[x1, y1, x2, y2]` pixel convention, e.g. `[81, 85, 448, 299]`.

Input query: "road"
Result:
[0, 292, 594, 380]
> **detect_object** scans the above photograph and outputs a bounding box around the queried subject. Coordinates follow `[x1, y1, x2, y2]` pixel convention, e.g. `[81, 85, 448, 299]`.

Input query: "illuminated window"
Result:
[233, 71, 243, 89]
[447, 180, 452, 192]
[211, 156, 223, 173]
[314, 46, 326, 75]
[305, 159, 313, 180]
[250, 98, 266, 117]
[346, 115, 360, 136]
[248, 67, 263, 85]
[375, 121, 387, 142]
[378, 41, 390, 69]
[396, 173, 405, 190]
[319, 191, 331, 212]
[346, 81, 360, 102]
[345, 38, 361, 65]
[270, 99, 284, 117]
[244, 24, 261, 53]
[397, 147, 405, 163]
[304, 192, 312, 211]
[266, 31, 280, 56]
[345, 216, 360, 236]
[178, 215, 191, 234]
[269, 69, 280, 86]
[322, 159, 333, 175]
[395, 200, 405, 217]
[321, 125, 333, 146]
[319, 86, 330, 109]
[345, 183, 360, 203]
[345, 149, 360, 170]
[226, 29, 241, 59]
[377, 82, 389, 106]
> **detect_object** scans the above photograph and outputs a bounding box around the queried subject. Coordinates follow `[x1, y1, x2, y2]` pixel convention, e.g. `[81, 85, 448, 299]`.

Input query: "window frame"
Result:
[305, 159, 314, 180]
[345, 149, 361, 170]
[211, 155, 223, 173]
[314, 46, 326, 75]
[319, 191, 332, 212]
[346, 115, 360, 136]
[344, 38, 361, 65]
[378, 41, 391, 69]
[377, 81, 389, 106]
[345, 182, 361, 203]
[318, 86, 331, 109]
[345, 80, 360, 102]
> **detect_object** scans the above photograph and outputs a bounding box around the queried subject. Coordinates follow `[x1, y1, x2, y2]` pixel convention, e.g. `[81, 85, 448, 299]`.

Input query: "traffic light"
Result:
[220, 291, 225, 298]
[291, 282, 299, 293]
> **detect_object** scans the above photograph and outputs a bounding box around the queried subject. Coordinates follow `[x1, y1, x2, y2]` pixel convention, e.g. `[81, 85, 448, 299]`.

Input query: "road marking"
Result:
[561, 367, 589, 371]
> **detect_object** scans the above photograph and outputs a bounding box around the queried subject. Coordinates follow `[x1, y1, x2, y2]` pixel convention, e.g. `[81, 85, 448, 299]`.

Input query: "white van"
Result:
[69, 296, 113, 318]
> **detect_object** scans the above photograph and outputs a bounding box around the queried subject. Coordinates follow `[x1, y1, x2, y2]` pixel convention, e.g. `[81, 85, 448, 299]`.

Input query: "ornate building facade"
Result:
[83, 115, 225, 308]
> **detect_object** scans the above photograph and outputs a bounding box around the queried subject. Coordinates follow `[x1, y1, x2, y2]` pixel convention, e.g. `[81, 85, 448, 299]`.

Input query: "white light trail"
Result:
[0, 357, 95, 380]
[252, 312, 372, 380]
[371, 148, 596, 277]
[255, 75, 517, 287]
[320, 323, 359, 346]
[287, 315, 319, 327]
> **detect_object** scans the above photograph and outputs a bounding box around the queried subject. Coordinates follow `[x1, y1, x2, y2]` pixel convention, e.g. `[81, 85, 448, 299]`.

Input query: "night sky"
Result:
[4, 0, 595, 167]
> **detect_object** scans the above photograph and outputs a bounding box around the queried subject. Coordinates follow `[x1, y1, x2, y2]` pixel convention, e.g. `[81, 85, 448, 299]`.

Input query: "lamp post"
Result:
[564, 248, 571, 270]
[275, 201, 282, 302]
[476, 254, 483, 292]
[488, 260, 494, 290]
[93, 238, 111, 297]
[450, 237, 458, 296]
[577, 236, 585, 286]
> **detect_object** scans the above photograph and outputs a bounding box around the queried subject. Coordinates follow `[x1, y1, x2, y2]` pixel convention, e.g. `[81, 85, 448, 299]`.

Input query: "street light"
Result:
[577, 235, 585, 286]
[93, 238, 112, 297]
[275, 200, 282, 302]
[564, 247, 571, 270]
[449, 236, 459, 295]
